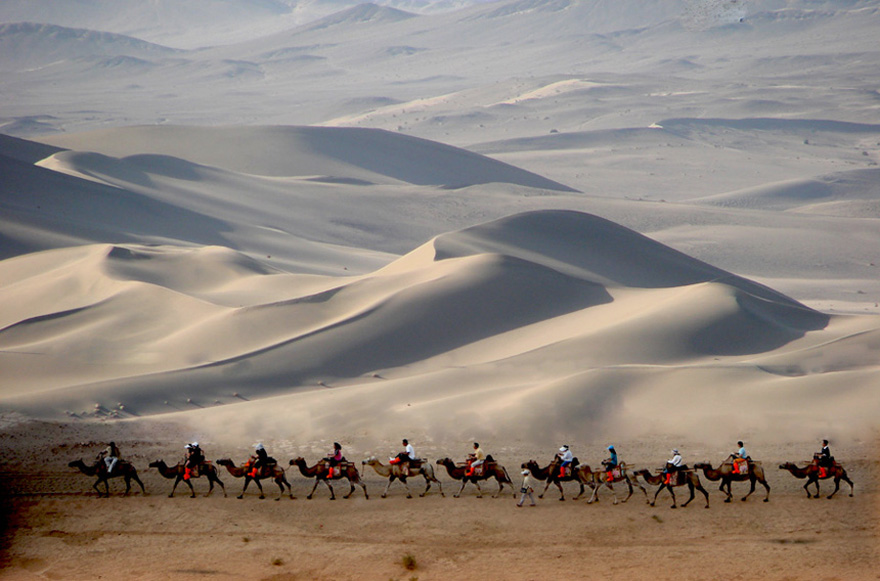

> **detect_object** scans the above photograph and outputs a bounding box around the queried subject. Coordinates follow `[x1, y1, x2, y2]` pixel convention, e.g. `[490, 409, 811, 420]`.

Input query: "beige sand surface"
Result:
[1, 419, 878, 580]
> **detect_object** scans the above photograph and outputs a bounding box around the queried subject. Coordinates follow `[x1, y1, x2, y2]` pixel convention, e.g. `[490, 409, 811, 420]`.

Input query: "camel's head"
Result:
[67, 459, 81, 468]
[693, 462, 709, 469]
[436, 458, 450, 465]
[361, 457, 376, 465]
[522, 460, 537, 470]
[216, 458, 232, 466]
[289, 457, 304, 466]
[148, 460, 162, 468]
[779, 462, 795, 470]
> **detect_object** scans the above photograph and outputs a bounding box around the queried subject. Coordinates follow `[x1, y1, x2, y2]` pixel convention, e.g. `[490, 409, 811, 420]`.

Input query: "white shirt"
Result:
[405, 443, 415, 460]
[559, 449, 573, 463]
[668, 453, 682, 467]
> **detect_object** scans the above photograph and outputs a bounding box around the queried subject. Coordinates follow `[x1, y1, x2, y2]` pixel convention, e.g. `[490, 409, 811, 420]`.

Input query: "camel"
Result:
[778, 461, 854, 499]
[148, 459, 226, 498]
[289, 457, 368, 500]
[68, 458, 145, 497]
[583, 462, 648, 505]
[216, 458, 294, 501]
[694, 456, 770, 503]
[521, 458, 591, 501]
[633, 467, 709, 509]
[362, 457, 444, 498]
[436, 457, 514, 498]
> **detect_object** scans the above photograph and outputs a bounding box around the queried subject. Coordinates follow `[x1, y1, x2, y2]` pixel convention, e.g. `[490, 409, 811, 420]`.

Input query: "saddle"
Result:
[732, 459, 749, 475]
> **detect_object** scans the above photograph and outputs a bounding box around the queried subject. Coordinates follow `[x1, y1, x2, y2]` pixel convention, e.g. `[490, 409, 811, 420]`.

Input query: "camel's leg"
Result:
[493, 478, 507, 499]
[650, 484, 665, 507]
[554, 480, 565, 501]
[698, 484, 710, 508]
[93, 478, 105, 497]
[205, 476, 215, 497]
[401, 476, 413, 499]
[239, 476, 251, 499]
[132, 473, 146, 495]
[420, 475, 431, 497]
[667, 485, 678, 509]
[622, 479, 634, 503]
[720, 480, 733, 503]
[538, 480, 552, 499]
[255, 478, 265, 499]
[436, 478, 445, 497]
[382, 477, 394, 498]
[280, 475, 294, 499]
[809, 477, 820, 498]
[842, 475, 854, 497]
[474, 480, 483, 498]
[307, 479, 321, 499]
[587, 482, 600, 504]
[681, 483, 696, 508]
[603, 481, 619, 505]
[123, 476, 132, 496]
[324, 479, 337, 500]
[742, 478, 757, 502]
[454, 480, 467, 498]
[573, 481, 586, 501]
[359, 481, 369, 500]
[344, 479, 356, 499]
[828, 477, 842, 499]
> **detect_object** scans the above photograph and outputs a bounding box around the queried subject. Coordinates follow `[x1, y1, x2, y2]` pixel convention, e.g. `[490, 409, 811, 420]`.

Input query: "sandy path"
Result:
[1, 421, 877, 581]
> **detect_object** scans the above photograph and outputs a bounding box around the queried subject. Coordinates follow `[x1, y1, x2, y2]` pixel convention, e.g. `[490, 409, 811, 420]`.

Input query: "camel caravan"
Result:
[67, 439, 855, 508]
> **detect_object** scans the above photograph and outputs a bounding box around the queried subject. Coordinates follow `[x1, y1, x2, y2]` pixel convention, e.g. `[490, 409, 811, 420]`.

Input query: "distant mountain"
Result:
[0, 22, 178, 70]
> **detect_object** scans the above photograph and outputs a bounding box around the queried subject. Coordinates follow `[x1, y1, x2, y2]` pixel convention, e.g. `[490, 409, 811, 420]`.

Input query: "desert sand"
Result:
[1, 0, 879, 578]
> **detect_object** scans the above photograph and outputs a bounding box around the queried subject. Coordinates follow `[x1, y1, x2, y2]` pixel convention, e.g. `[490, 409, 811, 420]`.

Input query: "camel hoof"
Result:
[670, 505, 677, 509]
[559, 497, 565, 502]
[740, 497, 747, 502]
[419, 493, 425, 497]
[237, 495, 244, 499]
[612, 500, 618, 505]
[274, 498, 280, 501]
[306, 495, 313, 500]
[259, 496, 265, 500]
[724, 498, 731, 503]
[381, 494, 387, 498]
[763, 498, 769, 502]
[406, 495, 413, 499]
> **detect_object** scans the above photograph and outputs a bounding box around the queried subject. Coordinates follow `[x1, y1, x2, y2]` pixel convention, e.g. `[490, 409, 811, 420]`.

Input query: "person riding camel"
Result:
[325, 442, 344, 477]
[389, 439, 415, 465]
[557, 445, 573, 478]
[732, 441, 748, 474]
[184, 442, 205, 481]
[602, 445, 618, 480]
[466, 442, 486, 477]
[662, 449, 683, 485]
[249, 443, 276, 478]
[100, 441, 121, 475]
[815, 439, 833, 475]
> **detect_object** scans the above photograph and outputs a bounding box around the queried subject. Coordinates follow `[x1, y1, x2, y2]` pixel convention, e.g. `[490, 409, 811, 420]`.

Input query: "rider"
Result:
[389, 439, 416, 466]
[816, 439, 832, 468]
[466, 442, 486, 477]
[557, 445, 573, 478]
[250, 443, 275, 478]
[184, 442, 205, 481]
[326, 442, 344, 476]
[732, 440, 748, 474]
[662, 449, 683, 485]
[100, 441, 121, 475]
[602, 445, 618, 479]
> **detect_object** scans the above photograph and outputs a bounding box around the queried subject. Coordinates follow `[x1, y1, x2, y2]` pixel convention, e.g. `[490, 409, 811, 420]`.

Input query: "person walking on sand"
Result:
[517, 469, 536, 507]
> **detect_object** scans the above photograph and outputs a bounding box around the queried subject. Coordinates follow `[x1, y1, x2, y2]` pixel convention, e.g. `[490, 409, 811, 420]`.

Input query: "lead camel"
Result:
[778, 461, 853, 499]
[68, 458, 146, 497]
